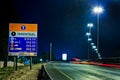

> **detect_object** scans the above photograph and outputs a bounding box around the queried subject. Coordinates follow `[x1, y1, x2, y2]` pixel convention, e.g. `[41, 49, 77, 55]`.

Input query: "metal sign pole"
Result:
[14, 56, 15, 69]
[15, 56, 18, 71]
[30, 56, 32, 70]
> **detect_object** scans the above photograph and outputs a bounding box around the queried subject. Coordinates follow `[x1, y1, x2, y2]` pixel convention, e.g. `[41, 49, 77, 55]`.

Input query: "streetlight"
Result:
[93, 6, 104, 59]
[88, 38, 92, 41]
[86, 23, 93, 59]
[91, 43, 94, 46]
[87, 23, 93, 27]
[93, 6, 103, 14]
[91, 42, 95, 59]
[86, 32, 91, 36]
[50, 42, 52, 61]
[95, 48, 98, 51]
[92, 45, 96, 49]
[87, 23, 93, 34]
[86, 32, 90, 59]
[97, 53, 102, 59]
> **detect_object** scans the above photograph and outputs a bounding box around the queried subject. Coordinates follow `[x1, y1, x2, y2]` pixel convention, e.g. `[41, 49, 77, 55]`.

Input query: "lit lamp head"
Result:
[87, 23, 93, 28]
[92, 45, 96, 49]
[93, 6, 104, 14]
[88, 38, 92, 41]
[91, 43, 94, 46]
[86, 32, 91, 36]
[95, 48, 98, 51]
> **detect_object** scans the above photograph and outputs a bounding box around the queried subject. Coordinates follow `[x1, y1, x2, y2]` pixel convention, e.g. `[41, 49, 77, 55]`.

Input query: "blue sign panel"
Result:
[9, 37, 37, 52]
[9, 23, 38, 56]
[8, 37, 37, 56]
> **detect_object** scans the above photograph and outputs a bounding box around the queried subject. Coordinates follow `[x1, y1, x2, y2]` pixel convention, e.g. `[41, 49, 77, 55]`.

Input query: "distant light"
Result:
[40, 58, 43, 62]
[96, 50, 98, 53]
[91, 43, 94, 46]
[86, 32, 91, 36]
[62, 53, 67, 61]
[95, 49, 98, 51]
[88, 38, 92, 41]
[95, 49, 98, 53]
[93, 6, 104, 14]
[92, 45, 96, 49]
[87, 23, 93, 28]
[97, 53, 102, 59]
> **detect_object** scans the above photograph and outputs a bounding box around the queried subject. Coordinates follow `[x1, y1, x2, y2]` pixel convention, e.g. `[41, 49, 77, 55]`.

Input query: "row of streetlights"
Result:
[86, 6, 104, 60]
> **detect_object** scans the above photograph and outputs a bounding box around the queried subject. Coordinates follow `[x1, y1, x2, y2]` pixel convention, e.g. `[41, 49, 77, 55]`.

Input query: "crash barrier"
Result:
[37, 65, 51, 80]
[98, 58, 120, 64]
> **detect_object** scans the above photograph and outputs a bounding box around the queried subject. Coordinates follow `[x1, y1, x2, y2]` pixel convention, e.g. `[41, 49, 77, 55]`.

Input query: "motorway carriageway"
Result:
[45, 62, 120, 80]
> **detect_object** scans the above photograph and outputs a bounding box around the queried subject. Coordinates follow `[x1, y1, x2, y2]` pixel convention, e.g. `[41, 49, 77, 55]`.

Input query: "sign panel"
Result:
[62, 53, 67, 61]
[8, 23, 38, 56]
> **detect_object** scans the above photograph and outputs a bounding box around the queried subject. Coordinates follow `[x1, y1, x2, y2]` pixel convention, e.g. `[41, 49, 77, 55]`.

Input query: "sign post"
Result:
[15, 56, 18, 71]
[8, 23, 38, 70]
[30, 56, 32, 70]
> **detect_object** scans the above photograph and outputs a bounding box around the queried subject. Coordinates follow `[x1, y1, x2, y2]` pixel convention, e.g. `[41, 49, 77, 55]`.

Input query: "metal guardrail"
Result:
[97, 58, 120, 64]
[37, 65, 51, 80]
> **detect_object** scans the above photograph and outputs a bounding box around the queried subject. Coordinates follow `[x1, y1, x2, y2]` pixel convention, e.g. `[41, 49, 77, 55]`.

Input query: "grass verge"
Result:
[0, 63, 45, 80]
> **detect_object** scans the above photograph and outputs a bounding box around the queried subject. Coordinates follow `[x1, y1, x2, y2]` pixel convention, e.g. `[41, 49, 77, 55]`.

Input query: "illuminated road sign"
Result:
[62, 53, 67, 61]
[8, 23, 38, 56]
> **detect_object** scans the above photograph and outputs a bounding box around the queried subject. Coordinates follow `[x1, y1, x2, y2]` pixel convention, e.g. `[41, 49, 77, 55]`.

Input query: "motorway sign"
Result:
[8, 23, 38, 56]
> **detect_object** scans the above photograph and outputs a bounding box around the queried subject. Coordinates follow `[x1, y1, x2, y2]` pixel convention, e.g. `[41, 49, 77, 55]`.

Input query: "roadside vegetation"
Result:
[0, 66, 24, 80]
[7, 63, 44, 80]
[0, 63, 45, 80]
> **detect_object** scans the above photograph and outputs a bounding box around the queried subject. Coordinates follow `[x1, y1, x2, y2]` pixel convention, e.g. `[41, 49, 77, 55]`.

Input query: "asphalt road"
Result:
[45, 62, 120, 80]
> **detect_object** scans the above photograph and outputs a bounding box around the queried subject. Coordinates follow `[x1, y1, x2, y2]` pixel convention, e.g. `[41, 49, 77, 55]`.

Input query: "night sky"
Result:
[0, 0, 120, 60]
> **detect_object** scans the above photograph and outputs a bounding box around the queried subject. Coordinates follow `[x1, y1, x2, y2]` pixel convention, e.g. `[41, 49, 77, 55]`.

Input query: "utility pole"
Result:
[50, 42, 52, 61]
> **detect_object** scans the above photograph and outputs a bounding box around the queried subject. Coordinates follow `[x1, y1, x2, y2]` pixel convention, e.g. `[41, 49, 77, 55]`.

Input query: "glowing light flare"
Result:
[62, 53, 67, 61]
[92, 45, 96, 49]
[87, 23, 93, 28]
[86, 32, 91, 36]
[95, 49, 98, 51]
[88, 38, 92, 41]
[93, 6, 104, 14]
[91, 43, 94, 46]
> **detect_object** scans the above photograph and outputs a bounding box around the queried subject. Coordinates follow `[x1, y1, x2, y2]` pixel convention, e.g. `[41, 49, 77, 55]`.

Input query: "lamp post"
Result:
[50, 42, 52, 61]
[87, 23, 93, 34]
[93, 6, 103, 59]
[86, 23, 93, 59]
[86, 32, 90, 59]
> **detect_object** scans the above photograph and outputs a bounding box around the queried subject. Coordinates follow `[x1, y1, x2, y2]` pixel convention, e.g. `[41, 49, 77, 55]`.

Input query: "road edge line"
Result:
[53, 64, 73, 80]
[44, 64, 53, 80]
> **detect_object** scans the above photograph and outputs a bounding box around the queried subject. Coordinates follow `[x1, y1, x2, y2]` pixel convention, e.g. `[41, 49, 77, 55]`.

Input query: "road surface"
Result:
[45, 62, 120, 80]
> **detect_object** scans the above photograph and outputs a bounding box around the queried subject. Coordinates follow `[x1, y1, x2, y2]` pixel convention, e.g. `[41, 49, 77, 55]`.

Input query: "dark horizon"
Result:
[0, 0, 120, 60]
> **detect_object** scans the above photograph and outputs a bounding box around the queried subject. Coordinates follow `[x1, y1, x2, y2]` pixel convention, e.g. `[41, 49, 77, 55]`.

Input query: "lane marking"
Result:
[44, 63, 54, 80]
[53, 63, 73, 80]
